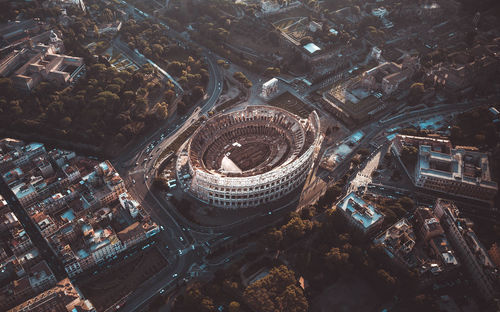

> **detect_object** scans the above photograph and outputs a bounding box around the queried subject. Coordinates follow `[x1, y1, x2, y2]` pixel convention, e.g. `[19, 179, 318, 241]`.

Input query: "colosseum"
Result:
[180, 105, 321, 209]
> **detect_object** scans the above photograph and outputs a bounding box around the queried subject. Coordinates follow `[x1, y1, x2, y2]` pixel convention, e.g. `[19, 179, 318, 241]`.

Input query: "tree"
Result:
[263, 228, 283, 250]
[165, 89, 176, 103]
[106, 84, 121, 94]
[244, 265, 308, 312]
[279, 284, 309, 312]
[153, 102, 169, 120]
[282, 217, 312, 242]
[401, 145, 418, 166]
[181, 283, 216, 312]
[474, 133, 486, 145]
[59, 116, 72, 129]
[325, 247, 349, 272]
[167, 61, 184, 77]
[398, 197, 414, 211]
[264, 67, 280, 77]
[191, 86, 205, 102]
[228, 301, 240, 312]
[375, 269, 396, 292]
[299, 36, 313, 45]
[317, 184, 342, 208]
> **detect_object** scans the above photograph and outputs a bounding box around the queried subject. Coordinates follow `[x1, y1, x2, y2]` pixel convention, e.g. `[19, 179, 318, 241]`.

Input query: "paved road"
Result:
[112, 4, 225, 309]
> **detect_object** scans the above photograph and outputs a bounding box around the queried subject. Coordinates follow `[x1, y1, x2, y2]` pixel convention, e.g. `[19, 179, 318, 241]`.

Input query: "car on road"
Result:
[145, 175, 148, 180]
[160, 225, 164, 230]
[159, 289, 165, 294]
[179, 236, 184, 242]
[172, 273, 178, 278]
[135, 162, 138, 166]
[132, 179, 136, 184]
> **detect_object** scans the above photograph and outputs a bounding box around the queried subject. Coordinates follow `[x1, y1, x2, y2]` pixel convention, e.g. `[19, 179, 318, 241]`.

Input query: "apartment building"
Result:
[433, 199, 498, 301]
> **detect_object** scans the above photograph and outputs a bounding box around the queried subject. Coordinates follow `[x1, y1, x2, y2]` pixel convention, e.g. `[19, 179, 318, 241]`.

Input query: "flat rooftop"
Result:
[337, 192, 383, 229]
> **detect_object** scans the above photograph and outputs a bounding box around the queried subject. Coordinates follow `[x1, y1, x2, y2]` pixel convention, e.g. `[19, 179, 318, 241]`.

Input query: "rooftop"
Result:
[303, 42, 321, 54]
[337, 192, 383, 230]
[8, 277, 94, 312]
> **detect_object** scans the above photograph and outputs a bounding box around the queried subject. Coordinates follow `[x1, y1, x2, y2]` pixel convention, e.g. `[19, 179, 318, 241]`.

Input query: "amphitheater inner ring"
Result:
[188, 109, 308, 178]
[200, 124, 294, 176]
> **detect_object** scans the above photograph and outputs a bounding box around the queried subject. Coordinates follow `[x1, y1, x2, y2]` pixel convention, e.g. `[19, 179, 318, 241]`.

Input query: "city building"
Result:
[0, 197, 18, 233]
[392, 135, 498, 202]
[47, 0, 86, 12]
[414, 207, 445, 242]
[428, 52, 498, 94]
[276, 17, 359, 77]
[0, 139, 160, 279]
[374, 218, 417, 268]
[433, 199, 498, 301]
[8, 278, 95, 312]
[361, 57, 419, 95]
[322, 76, 384, 124]
[323, 56, 419, 124]
[261, 77, 278, 97]
[261, 0, 280, 14]
[0, 44, 85, 91]
[335, 192, 384, 235]
[0, 19, 50, 51]
[0, 260, 56, 311]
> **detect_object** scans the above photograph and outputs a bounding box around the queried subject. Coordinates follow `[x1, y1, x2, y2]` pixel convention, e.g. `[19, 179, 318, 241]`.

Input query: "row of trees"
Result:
[233, 72, 252, 88]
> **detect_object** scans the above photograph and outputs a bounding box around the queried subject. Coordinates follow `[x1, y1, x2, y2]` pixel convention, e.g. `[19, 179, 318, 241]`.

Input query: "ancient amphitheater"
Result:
[180, 106, 321, 209]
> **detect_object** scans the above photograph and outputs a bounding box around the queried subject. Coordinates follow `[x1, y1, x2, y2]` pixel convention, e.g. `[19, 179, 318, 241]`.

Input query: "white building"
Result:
[261, 78, 278, 97]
